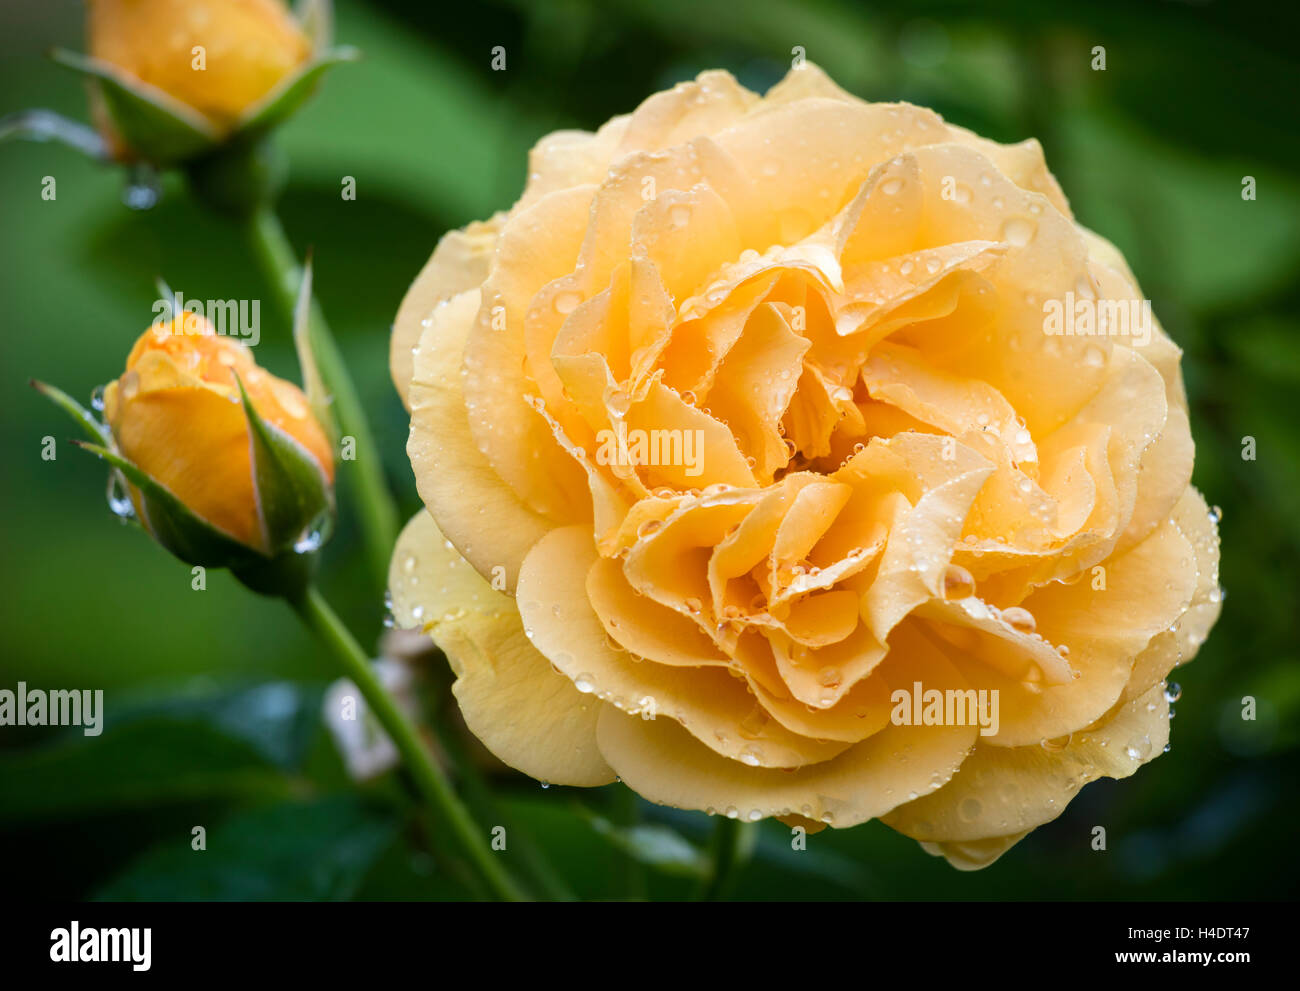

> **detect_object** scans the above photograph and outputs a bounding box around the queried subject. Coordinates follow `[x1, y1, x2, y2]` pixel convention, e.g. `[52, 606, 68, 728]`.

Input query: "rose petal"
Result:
[518, 525, 847, 767]
[388, 512, 614, 786]
[884, 682, 1170, 844]
[408, 288, 553, 591]
[595, 620, 977, 826]
[391, 215, 503, 409]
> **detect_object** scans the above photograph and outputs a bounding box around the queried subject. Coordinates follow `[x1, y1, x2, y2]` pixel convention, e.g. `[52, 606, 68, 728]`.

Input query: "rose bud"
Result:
[48, 0, 356, 180]
[37, 308, 335, 594]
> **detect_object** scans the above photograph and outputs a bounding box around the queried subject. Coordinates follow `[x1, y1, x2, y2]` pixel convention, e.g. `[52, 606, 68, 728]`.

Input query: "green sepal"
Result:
[234, 47, 359, 139]
[295, 0, 336, 55]
[0, 109, 109, 160]
[292, 257, 337, 445]
[236, 375, 334, 556]
[49, 48, 218, 164]
[30, 379, 110, 445]
[72, 441, 260, 569]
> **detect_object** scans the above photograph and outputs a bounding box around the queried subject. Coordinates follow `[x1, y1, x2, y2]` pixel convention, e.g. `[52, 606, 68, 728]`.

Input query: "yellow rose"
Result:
[87, 0, 311, 138]
[104, 311, 334, 554]
[387, 65, 1221, 869]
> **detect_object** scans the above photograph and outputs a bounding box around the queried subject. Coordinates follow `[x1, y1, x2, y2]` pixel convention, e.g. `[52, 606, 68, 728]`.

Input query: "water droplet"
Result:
[106, 471, 135, 521]
[941, 564, 976, 600]
[122, 166, 161, 210]
[293, 511, 330, 554]
[1164, 682, 1182, 703]
[574, 674, 596, 693]
[637, 519, 663, 539]
[1000, 217, 1036, 246]
[1001, 606, 1036, 634]
[604, 387, 631, 417]
[90, 385, 106, 412]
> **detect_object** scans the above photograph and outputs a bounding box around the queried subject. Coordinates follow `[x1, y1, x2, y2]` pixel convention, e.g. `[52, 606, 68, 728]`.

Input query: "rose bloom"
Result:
[388, 65, 1221, 868]
[105, 312, 333, 552]
[88, 0, 310, 143]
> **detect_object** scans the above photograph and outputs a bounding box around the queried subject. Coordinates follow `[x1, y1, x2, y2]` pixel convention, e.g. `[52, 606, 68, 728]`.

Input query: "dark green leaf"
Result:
[0, 720, 292, 824]
[93, 795, 399, 901]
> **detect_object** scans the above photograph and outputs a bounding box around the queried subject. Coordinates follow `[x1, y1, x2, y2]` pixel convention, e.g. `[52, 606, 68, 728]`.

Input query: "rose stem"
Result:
[430, 708, 576, 902]
[611, 783, 647, 899]
[289, 583, 528, 902]
[695, 817, 757, 901]
[246, 206, 399, 589]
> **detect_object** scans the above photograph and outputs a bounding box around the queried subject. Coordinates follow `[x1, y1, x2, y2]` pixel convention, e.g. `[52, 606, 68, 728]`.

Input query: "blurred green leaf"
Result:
[94, 795, 399, 901]
[0, 720, 292, 823]
[580, 810, 708, 879]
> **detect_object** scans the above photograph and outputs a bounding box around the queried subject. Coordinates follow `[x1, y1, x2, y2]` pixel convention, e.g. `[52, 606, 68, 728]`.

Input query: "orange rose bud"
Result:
[87, 0, 311, 133]
[103, 311, 334, 555]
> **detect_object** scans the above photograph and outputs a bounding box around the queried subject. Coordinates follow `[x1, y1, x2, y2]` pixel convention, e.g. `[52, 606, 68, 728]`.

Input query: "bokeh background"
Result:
[1, 0, 1297, 900]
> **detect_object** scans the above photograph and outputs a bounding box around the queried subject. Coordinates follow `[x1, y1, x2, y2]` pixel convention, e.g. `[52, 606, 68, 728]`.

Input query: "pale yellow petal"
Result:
[408, 287, 553, 591]
[388, 512, 614, 787]
[392, 216, 503, 409]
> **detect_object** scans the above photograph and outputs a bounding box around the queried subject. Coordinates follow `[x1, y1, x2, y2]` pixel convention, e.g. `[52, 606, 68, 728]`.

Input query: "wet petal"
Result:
[388, 512, 614, 786]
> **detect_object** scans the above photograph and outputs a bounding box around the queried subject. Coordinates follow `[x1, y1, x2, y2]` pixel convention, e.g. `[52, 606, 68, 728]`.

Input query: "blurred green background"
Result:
[1, 0, 1297, 900]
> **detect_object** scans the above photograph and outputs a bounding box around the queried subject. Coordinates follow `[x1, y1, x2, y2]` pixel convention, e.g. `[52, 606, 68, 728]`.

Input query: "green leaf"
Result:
[584, 813, 709, 878]
[72, 440, 258, 567]
[115, 680, 329, 772]
[0, 719, 293, 824]
[49, 48, 218, 164]
[235, 47, 360, 139]
[292, 257, 337, 444]
[236, 375, 334, 554]
[93, 795, 400, 901]
[30, 379, 109, 444]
